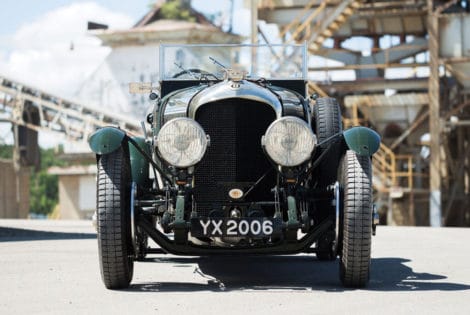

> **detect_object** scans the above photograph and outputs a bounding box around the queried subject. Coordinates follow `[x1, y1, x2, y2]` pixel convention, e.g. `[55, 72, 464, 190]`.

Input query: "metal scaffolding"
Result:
[1, 0, 469, 225]
[259, 0, 470, 226]
[0, 76, 141, 140]
[0, 75, 141, 170]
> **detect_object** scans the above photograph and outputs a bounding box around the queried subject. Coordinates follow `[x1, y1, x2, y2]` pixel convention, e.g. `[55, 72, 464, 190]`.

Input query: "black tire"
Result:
[314, 97, 342, 141]
[316, 230, 336, 261]
[97, 146, 134, 289]
[313, 97, 342, 187]
[339, 150, 372, 287]
[316, 252, 334, 261]
[313, 97, 343, 261]
[135, 230, 148, 261]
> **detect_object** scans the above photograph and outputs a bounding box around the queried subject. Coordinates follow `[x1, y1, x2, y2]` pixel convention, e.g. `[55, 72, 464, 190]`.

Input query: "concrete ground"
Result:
[0, 219, 469, 315]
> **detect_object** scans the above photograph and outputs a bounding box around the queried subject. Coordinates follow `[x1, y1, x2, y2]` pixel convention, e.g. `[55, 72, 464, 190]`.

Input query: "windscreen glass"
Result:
[160, 44, 307, 81]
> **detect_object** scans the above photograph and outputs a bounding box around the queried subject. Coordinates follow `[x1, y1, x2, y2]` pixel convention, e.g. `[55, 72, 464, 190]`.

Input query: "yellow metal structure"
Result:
[345, 103, 414, 194]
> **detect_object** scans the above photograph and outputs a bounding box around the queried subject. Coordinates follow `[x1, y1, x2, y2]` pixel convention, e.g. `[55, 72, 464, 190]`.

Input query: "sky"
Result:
[0, 1, 423, 148]
[0, 0, 240, 96]
[0, 0, 244, 147]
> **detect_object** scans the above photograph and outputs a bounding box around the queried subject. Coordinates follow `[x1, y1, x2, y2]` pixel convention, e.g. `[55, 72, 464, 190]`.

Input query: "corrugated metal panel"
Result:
[439, 14, 470, 58]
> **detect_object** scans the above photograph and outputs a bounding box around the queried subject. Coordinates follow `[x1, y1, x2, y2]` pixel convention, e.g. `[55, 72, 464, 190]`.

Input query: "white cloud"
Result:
[233, 8, 251, 37]
[1, 2, 133, 98]
[0, 2, 134, 148]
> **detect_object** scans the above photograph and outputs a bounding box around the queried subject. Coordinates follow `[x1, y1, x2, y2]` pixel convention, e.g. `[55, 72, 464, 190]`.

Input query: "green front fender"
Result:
[88, 127, 126, 155]
[88, 128, 151, 187]
[129, 137, 151, 186]
[343, 126, 381, 156]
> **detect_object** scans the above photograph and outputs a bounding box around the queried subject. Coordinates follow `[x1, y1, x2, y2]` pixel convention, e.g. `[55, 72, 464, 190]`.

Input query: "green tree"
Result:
[1, 144, 66, 215]
[0, 145, 13, 159]
[29, 148, 68, 215]
[158, 0, 196, 22]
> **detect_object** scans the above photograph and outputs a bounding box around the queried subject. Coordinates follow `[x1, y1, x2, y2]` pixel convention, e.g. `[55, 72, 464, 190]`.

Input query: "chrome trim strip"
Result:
[130, 182, 137, 257]
[334, 181, 340, 254]
[188, 80, 283, 119]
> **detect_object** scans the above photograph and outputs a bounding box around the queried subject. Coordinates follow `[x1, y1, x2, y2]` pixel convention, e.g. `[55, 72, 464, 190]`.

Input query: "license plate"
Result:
[191, 218, 281, 237]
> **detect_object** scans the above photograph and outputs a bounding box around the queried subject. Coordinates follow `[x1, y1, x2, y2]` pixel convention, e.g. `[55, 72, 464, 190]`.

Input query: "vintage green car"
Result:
[89, 44, 380, 289]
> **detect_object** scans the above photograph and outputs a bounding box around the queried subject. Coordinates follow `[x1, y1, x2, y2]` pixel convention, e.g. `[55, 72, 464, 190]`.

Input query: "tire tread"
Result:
[314, 97, 342, 186]
[340, 150, 372, 287]
[97, 147, 133, 289]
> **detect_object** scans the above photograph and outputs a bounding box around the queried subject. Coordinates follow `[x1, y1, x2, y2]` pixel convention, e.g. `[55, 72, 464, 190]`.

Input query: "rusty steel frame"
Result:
[0, 75, 141, 142]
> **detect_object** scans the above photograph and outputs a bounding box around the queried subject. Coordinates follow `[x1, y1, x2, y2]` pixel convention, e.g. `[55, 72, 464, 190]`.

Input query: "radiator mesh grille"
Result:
[194, 99, 276, 216]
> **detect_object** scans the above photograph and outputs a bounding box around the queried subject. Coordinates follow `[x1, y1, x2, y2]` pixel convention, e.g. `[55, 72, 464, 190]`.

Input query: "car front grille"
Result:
[194, 99, 277, 217]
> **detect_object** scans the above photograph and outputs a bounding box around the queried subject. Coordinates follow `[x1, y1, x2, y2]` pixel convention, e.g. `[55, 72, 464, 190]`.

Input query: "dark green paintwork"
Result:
[343, 126, 381, 156]
[88, 127, 126, 155]
[129, 137, 150, 186]
[174, 195, 185, 225]
[287, 196, 298, 226]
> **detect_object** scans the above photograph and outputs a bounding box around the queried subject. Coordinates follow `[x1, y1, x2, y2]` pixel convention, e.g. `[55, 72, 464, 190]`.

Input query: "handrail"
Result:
[288, 1, 329, 42]
[308, 0, 363, 52]
[278, 0, 362, 52]
[346, 101, 414, 193]
[279, 0, 323, 39]
[307, 81, 328, 98]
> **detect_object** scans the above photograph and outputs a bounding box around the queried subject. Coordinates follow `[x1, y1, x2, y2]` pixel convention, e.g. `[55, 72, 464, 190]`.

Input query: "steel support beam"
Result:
[317, 78, 428, 94]
[309, 62, 429, 72]
[390, 109, 430, 150]
[428, 0, 442, 227]
[316, 38, 428, 79]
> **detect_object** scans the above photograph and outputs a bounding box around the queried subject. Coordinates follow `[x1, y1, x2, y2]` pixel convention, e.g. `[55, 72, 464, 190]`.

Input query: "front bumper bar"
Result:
[137, 215, 333, 256]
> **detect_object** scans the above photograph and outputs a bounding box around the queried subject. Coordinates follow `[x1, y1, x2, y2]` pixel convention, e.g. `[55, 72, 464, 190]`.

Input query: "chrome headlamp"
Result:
[262, 116, 316, 167]
[156, 118, 208, 168]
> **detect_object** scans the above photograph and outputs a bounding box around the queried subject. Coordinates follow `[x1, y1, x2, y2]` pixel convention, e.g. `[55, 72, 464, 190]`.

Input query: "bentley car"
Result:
[88, 44, 381, 289]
